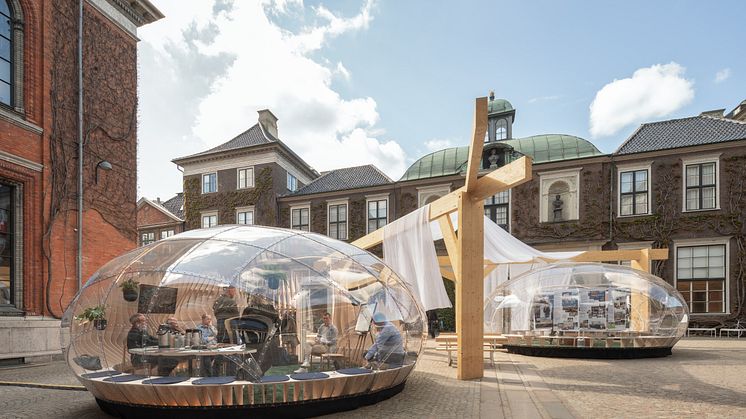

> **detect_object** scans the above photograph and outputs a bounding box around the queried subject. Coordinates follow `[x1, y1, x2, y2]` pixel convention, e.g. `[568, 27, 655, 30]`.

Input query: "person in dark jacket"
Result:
[126, 313, 178, 375]
[213, 286, 239, 343]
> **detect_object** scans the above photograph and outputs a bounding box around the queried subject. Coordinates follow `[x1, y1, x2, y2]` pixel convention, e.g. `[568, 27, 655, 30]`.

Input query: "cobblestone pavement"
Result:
[0, 338, 745, 418]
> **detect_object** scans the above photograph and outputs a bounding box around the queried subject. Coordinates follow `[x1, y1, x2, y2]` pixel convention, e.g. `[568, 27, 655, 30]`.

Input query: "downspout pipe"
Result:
[77, 0, 83, 291]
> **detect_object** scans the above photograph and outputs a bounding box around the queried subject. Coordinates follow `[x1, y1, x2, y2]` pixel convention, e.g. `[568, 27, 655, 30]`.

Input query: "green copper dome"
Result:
[503, 134, 604, 163]
[488, 98, 514, 114]
[400, 135, 604, 181]
[399, 146, 470, 181]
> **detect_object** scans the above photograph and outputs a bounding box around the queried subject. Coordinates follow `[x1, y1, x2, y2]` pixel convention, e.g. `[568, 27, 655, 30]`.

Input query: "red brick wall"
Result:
[137, 204, 176, 226]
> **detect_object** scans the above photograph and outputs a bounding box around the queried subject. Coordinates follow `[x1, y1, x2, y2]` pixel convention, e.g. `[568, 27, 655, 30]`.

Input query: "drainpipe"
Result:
[77, 0, 83, 291]
[609, 157, 614, 245]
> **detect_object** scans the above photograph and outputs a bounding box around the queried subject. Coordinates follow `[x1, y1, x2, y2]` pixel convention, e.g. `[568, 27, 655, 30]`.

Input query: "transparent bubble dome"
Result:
[61, 226, 424, 406]
[484, 263, 688, 351]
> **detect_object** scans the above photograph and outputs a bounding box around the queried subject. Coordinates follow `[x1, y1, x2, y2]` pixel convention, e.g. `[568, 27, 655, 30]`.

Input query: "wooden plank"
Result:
[631, 248, 651, 273]
[351, 156, 532, 250]
[437, 215, 459, 267]
[440, 267, 457, 283]
[571, 248, 668, 262]
[456, 191, 484, 380]
[464, 97, 488, 192]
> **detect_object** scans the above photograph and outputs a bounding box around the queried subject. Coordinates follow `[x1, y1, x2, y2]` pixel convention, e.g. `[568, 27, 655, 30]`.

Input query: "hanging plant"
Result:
[261, 267, 286, 290]
[75, 305, 107, 330]
[119, 278, 140, 302]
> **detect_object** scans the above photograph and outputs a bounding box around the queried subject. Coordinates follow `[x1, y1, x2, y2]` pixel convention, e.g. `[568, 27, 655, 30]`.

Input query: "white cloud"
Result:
[715, 68, 731, 83]
[424, 139, 456, 152]
[589, 62, 695, 138]
[137, 0, 406, 199]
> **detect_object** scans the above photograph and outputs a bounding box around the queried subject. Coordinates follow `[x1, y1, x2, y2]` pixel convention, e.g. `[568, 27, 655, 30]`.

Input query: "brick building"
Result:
[156, 95, 746, 325]
[0, 0, 162, 362]
[136, 194, 185, 246]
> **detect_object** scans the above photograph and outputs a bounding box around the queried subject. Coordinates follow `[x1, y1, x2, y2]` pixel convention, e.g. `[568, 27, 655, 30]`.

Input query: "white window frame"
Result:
[236, 206, 255, 225]
[287, 172, 298, 192]
[365, 194, 390, 234]
[681, 154, 720, 212]
[160, 230, 174, 240]
[141, 232, 155, 246]
[202, 172, 218, 194]
[484, 189, 511, 232]
[290, 204, 311, 231]
[617, 162, 652, 217]
[201, 211, 218, 228]
[673, 237, 730, 315]
[327, 199, 349, 241]
[237, 167, 255, 190]
[538, 168, 581, 223]
[417, 184, 451, 208]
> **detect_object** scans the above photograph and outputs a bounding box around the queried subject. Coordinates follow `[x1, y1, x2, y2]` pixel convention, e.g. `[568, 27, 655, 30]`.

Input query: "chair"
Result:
[228, 312, 279, 373]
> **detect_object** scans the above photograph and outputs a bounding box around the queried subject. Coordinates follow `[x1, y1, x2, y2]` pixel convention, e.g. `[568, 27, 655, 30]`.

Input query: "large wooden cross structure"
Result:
[352, 96, 668, 380]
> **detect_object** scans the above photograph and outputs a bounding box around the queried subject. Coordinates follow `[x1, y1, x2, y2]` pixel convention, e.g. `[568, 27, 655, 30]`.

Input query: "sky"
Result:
[137, 0, 746, 200]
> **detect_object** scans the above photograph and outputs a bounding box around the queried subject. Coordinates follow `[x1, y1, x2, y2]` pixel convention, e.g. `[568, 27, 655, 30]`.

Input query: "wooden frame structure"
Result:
[351, 97, 668, 380]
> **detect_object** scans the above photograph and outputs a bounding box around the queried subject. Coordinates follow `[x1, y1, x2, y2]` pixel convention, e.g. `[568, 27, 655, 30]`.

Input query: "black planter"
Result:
[94, 319, 107, 331]
[123, 289, 138, 302]
[265, 273, 284, 290]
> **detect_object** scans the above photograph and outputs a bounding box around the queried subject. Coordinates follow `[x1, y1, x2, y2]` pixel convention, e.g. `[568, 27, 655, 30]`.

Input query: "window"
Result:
[291, 207, 310, 231]
[141, 232, 155, 246]
[619, 168, 649, 216]
[160, 230, 174, 240]
[539, 169, 580, 223]
[495, 119, 507, 140]
[202, 173, 217, 194]
[417, 184, 451, 207]
[236, 208, 254, 225]
[287, 173, 298, 192]
[367, 198, 387, 233]
[685, 162, 717, 211]
[201, 212, 218, 228]
[0, 183, 15, 307]
[328, 202, 348, 240]
[237, 167, 254, 189]
[676, 243, 726, 314]
[484, 190, 509, 230]
[0, 1, 12, 106]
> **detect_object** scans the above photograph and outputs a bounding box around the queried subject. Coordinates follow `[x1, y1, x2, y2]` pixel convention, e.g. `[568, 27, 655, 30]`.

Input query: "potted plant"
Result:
[119, 278, 139, 302]
[75, 305, 107, 330]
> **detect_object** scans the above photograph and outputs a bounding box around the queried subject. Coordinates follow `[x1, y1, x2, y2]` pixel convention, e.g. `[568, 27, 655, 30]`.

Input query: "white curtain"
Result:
[383, 205, 453, 311]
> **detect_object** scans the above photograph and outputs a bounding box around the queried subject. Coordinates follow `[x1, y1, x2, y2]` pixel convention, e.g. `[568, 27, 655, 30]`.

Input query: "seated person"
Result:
[364, 313, 405, 369]
[196, 314, 218, 376]
[295, 312, 338, 373]
[165, 316, 184, 334]
[126, 313, 158, 368]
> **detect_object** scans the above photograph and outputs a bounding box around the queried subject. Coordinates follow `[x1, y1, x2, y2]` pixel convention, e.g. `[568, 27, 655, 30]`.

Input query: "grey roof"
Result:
[615, 116, 746, 155]
[291, 165, 392, 196]
[162, 193, 184, 220]
[173, 124, 274, 161]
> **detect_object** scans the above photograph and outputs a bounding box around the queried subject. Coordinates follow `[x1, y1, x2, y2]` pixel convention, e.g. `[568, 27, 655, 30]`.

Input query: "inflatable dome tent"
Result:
[484, 263, 688, 358]
[61, 226, 425, 418]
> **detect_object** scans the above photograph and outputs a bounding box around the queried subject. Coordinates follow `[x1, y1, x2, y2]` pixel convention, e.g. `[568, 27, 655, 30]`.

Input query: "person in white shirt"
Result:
[295, 312, 338, 373]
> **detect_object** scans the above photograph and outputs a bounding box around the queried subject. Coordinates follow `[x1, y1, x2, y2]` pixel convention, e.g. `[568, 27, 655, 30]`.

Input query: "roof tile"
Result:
[615, 116, 746, 155]
[291, 165, 392, 196]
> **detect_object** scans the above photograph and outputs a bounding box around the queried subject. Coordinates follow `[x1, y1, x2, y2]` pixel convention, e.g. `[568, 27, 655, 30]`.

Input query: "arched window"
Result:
[0, 0, 12, 106]
[495, 119, 507, 140]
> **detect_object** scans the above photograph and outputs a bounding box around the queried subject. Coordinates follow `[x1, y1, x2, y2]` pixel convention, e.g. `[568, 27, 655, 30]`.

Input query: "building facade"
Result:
[0, 0, 162, 363]
[162, 95, 746, 325]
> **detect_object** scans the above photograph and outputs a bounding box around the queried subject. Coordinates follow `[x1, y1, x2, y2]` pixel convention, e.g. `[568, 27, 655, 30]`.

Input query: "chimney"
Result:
[700, 109, 725, 118]
[156, 197, 161, 204]
[258, 109, 279, 139]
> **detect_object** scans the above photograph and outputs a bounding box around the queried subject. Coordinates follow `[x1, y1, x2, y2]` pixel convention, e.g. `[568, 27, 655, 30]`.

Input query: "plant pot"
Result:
[266, 273, 284, 290]
[123, 289, 138, 302]
[93, 319, 107, 331]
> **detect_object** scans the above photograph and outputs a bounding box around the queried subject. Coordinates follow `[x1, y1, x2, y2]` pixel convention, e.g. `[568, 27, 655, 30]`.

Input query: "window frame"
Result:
[290, 204, 310, 231]
[236, 167, 254, 190]
[327, 199, 349, 241]
[674, 238, 729, 315]
[202, 172, 218, 194]
[160, 230, 174, 240]
[365, 194, 389, 234]
[201, 211, 218, 228]
[617, 162, 652, 217]
[236, 206, 255, 225]
[0, 180, 21, 314]
[0, 0, 24, 113]
[484, 189, 510, 231]
[141, 232, 155, 246]
[417, 184, 451, 208]
[681, 155, 720, 212]
[495, 118, 507, 141]
[287, 172, 298, 192]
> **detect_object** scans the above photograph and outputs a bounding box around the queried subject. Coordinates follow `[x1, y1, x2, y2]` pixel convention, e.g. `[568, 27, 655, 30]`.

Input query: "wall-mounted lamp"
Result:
[95, 160, 113, 184]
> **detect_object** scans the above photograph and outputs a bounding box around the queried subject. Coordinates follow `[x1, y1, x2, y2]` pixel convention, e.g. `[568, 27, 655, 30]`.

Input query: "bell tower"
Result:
[485, 91, 516, 143]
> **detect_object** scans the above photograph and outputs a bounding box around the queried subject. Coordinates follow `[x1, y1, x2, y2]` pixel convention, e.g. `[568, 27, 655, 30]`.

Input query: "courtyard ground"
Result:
[0, 338, 744, 418]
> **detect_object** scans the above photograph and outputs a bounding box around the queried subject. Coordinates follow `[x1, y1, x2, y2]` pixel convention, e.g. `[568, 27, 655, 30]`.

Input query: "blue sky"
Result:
[137, 0, 745, 200]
